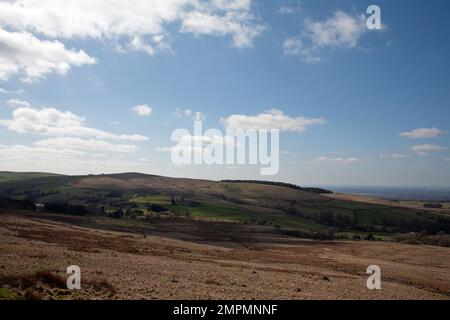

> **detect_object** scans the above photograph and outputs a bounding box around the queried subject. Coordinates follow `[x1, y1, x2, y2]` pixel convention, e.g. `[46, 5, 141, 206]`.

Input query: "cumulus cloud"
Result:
[314, 156, 360, 164]
[34, 137, 138, 153]
[6, 99, 32, 108]
[0, 101, 150, 171]
[133, 104, 153, 117]
[0, 0, 263, 54]
[221, 109, 325, 132]
[411, 144, 447, 156]
[0, 29, 95, 82]
[400, 127, 447, 139]
[0, 1, 263, 81]
[180, 8, 264, 48]
[0, 104, 149, 141]
[283, 10, 367, 63]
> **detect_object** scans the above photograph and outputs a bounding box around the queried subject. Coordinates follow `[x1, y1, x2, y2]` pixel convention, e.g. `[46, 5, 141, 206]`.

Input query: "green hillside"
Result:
[0, 171, 449, 241]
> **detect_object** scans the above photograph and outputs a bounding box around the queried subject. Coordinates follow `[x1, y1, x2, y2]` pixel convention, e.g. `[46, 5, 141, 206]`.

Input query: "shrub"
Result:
[148, 204, 168, 213]
[364, 233, 376, 241]
[423, 203, 443, 209]
[351, 234, 362, 241]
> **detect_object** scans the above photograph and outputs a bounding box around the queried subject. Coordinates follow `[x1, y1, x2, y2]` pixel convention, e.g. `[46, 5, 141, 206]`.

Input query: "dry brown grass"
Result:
[0, 270, 66, 291]
[1, 211, 449, 300]
[0, 270, 117, 300]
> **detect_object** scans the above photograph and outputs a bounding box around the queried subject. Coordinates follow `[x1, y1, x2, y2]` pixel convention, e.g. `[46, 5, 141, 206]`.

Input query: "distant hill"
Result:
[221, 180, 333, 194]
[1, 171, 449, 241]
[0, 172, 329, 194]
[72, 172, 213, 190]
[0, 171, 61, 183]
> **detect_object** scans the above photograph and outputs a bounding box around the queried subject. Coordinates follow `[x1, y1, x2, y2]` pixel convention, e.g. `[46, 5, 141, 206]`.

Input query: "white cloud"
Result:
[0, 104, 149, 141]
[0, 144, 85, 160]
[283, 10, 367, 63]
[157, 134, 237, 156]
[278, 7, 295, 15]
[0, 144, 152, 175]
[174, 108, 206, 121]
[34, 137, 137, 153]
[379, 153, 408, 159]
[0, 29, 95, 82]
[193, 111, 206, 121]
[400, 127, 447, 139]
[180, 8, 264, 48]
[283, 37, 320, 64]
[282, 150, 296, 156]
[0, 0, 263, 54]
[411, 144, 447, 156]
[133, 104, 153, 117]
[128, 36, 156, 55]
[277, 1, 302, 15]
[6, 99, 32, 108]
[221, 109, 325, 132]
[306, 11, 366, 48]
[0, 87, 25, 95]
[174, 108, 188, 118]
[0, 0, 263, 81]
[314, 156, 360, 164]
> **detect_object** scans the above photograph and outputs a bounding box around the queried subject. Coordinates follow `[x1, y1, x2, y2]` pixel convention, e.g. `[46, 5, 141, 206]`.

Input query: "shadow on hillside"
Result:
[5, 210, 329, 249]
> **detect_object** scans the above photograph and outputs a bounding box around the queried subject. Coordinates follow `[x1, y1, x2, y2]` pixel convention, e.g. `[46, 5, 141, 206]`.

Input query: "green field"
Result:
[1, 171, 449, 240]
[131, 195, 325, 231]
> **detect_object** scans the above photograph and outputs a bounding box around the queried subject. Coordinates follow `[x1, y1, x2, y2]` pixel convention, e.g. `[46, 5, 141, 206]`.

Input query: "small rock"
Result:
[322, 276, 330, 282]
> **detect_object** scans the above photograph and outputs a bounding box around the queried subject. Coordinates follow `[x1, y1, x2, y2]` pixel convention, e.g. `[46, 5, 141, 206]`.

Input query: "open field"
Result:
[2, 172, 450, 242]
[0, 210, 449, 300]
[1, 172, 450, 300]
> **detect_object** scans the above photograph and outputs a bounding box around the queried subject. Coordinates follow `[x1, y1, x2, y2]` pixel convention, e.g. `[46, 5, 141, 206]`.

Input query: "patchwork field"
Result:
[1, 172, 450, 300]
[2, 172, 449, 243]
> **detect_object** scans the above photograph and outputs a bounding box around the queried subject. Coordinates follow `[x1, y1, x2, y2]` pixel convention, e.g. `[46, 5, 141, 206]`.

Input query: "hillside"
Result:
[0, 171, 449, 245]
[1, 211, 449, 300]
[1, 171, 450, 300]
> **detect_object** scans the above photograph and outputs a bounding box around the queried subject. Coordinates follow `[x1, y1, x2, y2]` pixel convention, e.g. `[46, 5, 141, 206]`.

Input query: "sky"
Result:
[0, 0, 449, 187]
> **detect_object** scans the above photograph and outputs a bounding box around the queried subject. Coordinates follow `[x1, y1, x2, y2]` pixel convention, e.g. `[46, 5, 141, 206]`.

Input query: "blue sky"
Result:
[0, 0, 449, 187]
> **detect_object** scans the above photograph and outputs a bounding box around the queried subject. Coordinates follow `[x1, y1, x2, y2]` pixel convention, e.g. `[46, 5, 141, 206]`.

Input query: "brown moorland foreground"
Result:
[0, 210, 449, 300]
